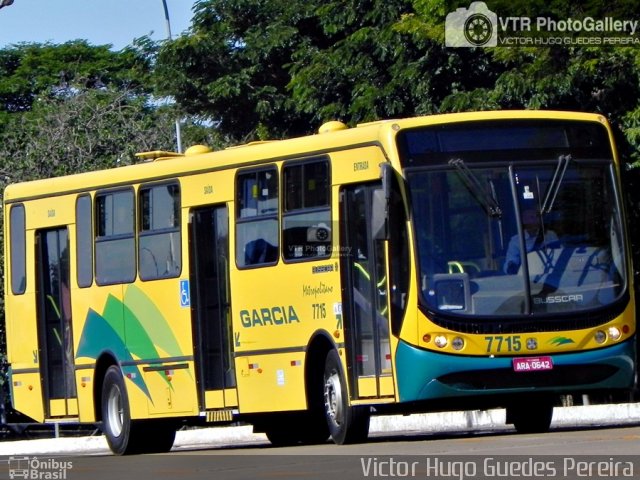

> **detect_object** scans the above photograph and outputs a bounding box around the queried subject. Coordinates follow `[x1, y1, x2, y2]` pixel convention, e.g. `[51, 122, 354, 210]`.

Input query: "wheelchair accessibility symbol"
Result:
[180, 279, 190, 307]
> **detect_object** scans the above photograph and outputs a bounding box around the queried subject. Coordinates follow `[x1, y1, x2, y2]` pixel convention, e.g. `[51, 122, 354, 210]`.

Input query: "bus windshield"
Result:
[398, 121, 626, 318]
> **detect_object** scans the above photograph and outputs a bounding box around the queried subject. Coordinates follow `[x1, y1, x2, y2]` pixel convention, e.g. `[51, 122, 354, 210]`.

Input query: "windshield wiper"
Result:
[541, 154, 571, 214]
[449, 158, 502, 218]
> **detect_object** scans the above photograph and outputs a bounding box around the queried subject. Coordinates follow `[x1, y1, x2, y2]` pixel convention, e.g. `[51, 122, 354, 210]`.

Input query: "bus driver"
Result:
[504, 208, 559, 274]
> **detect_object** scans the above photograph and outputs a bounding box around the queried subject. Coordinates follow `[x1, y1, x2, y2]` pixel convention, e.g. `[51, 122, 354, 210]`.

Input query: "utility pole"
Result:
[161, 0, 183, 153]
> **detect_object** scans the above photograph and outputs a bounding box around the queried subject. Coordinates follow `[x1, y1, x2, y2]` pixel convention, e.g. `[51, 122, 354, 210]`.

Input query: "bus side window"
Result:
[138, 183, 181, 280]
[282, 158, 331, 261]
[236, 167, 279, 268]
[76, 194, 93, 288]
[9, 203, 26, 295]
[95, 189, 136, 285]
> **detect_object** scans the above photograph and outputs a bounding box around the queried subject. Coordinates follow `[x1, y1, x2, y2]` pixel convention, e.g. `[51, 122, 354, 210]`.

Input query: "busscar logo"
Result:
[445, 2, 498, 47]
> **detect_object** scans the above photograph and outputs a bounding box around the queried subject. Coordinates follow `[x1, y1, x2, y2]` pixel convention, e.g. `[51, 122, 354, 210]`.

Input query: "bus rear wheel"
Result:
[101, 366, 176, 454]
[323, 349, 370, 444]
[102, 366, 133, 455]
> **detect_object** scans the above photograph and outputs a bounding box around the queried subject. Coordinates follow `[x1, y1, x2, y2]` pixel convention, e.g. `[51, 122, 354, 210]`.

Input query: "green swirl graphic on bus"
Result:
[549, 336, 575, 346]
[75, 285, 184, 400]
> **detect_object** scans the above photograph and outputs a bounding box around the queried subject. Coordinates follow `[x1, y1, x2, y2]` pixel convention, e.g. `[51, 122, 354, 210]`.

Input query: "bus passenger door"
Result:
[35, 227, 77, 418]
[189, 206, 238, 415]
[340, 184, 395, 399]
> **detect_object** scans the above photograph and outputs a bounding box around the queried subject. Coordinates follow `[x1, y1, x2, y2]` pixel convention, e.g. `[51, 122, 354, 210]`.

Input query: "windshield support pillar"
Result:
[509, 164, 533, 314]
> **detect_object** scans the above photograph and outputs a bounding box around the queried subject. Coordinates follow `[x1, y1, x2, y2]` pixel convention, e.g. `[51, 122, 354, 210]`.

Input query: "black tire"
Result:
[507, 397, 554, 434]
[323, 349, 370, 444]
[265, 425, 307, 447]
[101, 366, 176, 455]
[264, 412, 329, 446]
[144, 421, 177, 453]
[101, 366, 134, 455]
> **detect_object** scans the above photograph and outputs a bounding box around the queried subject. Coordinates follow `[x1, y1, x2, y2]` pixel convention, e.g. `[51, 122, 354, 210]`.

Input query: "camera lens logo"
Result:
[446, 2, 498, 47]
[464, 12, 493, 45]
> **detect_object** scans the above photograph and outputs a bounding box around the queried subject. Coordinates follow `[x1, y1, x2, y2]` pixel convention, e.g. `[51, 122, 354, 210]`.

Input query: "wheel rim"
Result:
[324, 369, 343, 427]
[106, 384, 124, 438]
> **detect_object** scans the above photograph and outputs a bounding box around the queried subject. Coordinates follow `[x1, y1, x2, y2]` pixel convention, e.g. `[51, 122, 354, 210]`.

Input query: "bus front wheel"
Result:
[507, 397, 554, 434]
[323, 349, 370, 444]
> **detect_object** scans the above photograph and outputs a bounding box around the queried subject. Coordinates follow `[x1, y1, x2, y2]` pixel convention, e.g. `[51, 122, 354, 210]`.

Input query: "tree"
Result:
[155, 0, 483, 140]
[287, 0, 423, 123]
[0, 40, 152, 115]
[154, 0, 313, 141]
[1, 89, 171, 178]
[399, 0, 640, 160]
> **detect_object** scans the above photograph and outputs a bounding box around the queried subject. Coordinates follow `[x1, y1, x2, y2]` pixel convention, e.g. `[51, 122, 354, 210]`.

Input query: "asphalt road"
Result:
[2, 424, 638, 480]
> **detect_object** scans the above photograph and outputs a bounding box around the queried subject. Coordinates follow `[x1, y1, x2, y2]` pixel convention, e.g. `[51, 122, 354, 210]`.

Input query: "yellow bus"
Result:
[4, 111, 636, 454]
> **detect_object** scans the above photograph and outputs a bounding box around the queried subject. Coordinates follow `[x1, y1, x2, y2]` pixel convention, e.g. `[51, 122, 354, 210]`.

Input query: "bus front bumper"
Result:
[395, 338, 635, 402]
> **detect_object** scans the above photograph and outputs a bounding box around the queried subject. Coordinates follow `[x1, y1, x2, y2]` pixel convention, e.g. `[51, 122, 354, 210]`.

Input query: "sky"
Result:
[0, 0, 197, 50]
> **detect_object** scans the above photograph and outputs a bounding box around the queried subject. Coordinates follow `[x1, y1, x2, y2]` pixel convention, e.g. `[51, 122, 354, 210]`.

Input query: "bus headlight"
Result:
[594, 330, 607, 344]
[608, 326, 621, 341]
[451, 337, 465, 351]
[434, 335, 448, 348]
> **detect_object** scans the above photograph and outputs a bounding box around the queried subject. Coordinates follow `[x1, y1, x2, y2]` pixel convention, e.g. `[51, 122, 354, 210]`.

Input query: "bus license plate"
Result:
[512, 356, 553, 372]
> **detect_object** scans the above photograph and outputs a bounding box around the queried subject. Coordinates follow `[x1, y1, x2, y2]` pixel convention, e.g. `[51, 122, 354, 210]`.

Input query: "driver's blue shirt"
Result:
[504, 229, 559, 274]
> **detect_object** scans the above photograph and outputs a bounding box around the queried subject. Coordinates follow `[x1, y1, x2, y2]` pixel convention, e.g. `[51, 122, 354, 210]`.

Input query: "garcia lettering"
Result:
[240, 306, 300, 328]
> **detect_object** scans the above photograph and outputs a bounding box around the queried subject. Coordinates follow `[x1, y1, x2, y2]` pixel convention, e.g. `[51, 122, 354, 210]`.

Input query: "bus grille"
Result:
[437, 364, 618, 390]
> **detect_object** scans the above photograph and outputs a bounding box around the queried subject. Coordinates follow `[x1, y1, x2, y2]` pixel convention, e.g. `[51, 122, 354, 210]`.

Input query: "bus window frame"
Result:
[235, 165, 280, 269]
[137, 180, 182, 281]
[9, 203, 27, 295]
[281, 156, 332, 264]
[76, 194, 94, 288]
[94, 187, 137, 286]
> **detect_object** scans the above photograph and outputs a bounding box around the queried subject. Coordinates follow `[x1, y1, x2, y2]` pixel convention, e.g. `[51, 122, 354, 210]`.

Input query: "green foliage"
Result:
[289, 0, 422, 123]
[156, 0, 479, 139]
[0, 41, 152, 114]
[154, 0, 318, 141]
[393, 0, 640, 165]
[1, 89, 170, 180]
